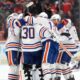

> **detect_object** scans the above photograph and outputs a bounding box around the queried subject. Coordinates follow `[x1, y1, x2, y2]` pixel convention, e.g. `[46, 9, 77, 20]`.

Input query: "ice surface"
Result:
[0, 65, 9, 80]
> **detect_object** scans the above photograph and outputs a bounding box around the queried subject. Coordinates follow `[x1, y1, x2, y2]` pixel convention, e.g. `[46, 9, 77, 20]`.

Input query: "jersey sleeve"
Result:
[39, 26, 52, 43]
[13, 19, 21, 36]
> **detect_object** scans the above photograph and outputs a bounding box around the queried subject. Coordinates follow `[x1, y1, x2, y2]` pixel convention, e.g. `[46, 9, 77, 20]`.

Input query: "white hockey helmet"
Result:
[38, 12, 48, 18]
[7, 13, 18, 23]
[7, 13, 18, 19]
[7, 13, 23, 22]
[50, 14, 61, 21]
[17, 13, 23, 19]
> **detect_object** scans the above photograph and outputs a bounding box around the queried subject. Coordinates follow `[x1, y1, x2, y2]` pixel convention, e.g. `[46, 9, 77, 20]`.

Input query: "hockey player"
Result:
[14, 8, 60, 80]
[50, 14, 62, 80]
[5, 5, 23, 80]
[17, 4, 44, 80]
[5, 12, 23, 80]
[36, 12, 58, 80]
[59, 19, 80, 80]
[50, 14, 79, 80]
[57, 19, 80, 80]
[64, 19, 80, 70]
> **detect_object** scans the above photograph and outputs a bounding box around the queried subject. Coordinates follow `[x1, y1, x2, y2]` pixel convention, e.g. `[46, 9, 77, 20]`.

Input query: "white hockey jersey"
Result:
[15, 16, 52, 52]
[59, 26, 79, 52]
[36, 16, 53, 30]
[69, 26, 79, 41]
[21, 23, 51, 52]
[5, 13, 23, 51]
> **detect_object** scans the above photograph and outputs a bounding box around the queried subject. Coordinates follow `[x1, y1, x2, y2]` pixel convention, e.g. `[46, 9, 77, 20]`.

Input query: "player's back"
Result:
[36, 16, 53, 30]
[21, 23, 45, 52]
[5, 13, 23, 51]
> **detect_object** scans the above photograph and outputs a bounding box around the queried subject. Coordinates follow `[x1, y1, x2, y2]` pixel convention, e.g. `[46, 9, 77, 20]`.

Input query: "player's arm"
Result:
[15, 18, 27, 28]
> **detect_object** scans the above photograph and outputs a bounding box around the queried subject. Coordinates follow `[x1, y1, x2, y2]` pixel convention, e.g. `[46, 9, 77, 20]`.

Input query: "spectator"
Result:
[61, 0, 73, 19]
[0, 2, 4, 13]
[50, 1, 59, 15]
[3, 0, 15, 13]
[31, 0, 42, 15]
[15, 0, 27, 6]
[42, 1, 52, 18]
[68, 0, 75, 6]
[13, 4, 24, 13]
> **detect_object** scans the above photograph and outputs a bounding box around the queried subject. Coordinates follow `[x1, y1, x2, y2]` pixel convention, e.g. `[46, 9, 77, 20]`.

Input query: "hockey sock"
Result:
[8, 65, 19, 80]
[42, 63, 52, 80]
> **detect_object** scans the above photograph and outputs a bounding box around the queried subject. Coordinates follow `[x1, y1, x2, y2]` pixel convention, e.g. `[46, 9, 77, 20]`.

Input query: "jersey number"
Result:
[22, 27, 35, 39]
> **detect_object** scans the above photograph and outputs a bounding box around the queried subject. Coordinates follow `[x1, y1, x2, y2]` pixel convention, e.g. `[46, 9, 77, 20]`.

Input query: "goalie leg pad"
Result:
[23, 64, 33, 80]
[31, 64, 44, 80]
[35, 64, 44, 80]
[8, 65, 19, 80]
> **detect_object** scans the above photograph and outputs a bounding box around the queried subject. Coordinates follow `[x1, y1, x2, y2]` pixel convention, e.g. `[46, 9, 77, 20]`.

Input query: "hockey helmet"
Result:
[38, 12, 48, 18]
[50, 14, 61, 21]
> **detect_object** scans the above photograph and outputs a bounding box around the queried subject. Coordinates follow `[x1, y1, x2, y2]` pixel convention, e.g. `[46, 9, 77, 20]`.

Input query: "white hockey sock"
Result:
[8, 65, 19, 80]
[42, 63, 51, 80]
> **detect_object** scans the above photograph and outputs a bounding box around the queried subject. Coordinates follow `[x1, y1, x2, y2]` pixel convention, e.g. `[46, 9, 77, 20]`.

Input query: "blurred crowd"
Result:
[0, 0, 80, 41]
